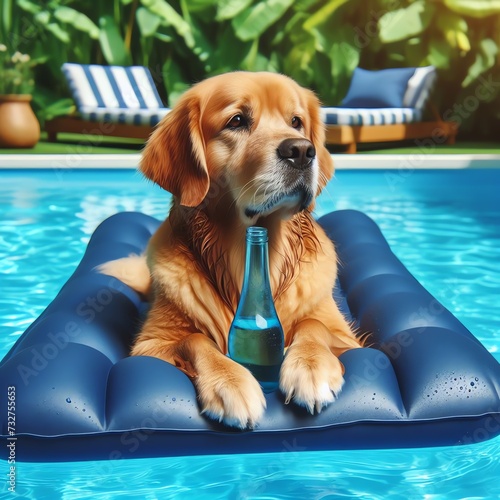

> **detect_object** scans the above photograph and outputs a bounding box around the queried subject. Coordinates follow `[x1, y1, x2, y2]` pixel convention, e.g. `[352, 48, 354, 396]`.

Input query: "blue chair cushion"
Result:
[342, 67, 417, 109]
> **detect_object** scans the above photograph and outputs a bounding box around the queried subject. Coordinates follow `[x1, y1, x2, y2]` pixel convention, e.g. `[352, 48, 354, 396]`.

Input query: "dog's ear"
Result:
[140, 93, 209, 207]
[306, 91, 334, 193]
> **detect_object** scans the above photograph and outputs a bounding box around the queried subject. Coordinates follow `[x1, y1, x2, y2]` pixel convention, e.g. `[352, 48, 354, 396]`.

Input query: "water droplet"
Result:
[172, 397, 176, 402]
[82, 409, 86, 412]
[66, 398, 71, 404]
[475, 377, 479, 381]
[470, 382, 475, 387]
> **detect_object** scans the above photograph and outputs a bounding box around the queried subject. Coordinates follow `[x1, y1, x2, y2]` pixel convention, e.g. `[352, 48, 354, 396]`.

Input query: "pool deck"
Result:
[1, 153, 500, 170]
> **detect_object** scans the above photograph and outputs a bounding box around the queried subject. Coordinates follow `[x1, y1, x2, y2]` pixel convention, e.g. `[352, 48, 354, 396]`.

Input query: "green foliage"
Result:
[444, 0, 500, 18]
[371, 1, 500, 138]
[1, 0, 499, 138]
[232, 0, 295, 41]
[0, 43, 39, 94]
[99, 15, 132, 66]
[378, 1, 435, 43]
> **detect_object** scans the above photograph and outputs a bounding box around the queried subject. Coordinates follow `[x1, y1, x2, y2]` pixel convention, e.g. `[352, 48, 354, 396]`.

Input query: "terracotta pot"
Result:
[0, 94, 40, 148]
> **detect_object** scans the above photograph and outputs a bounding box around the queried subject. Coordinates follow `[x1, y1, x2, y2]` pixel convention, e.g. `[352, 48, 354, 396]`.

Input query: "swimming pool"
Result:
[1, 165, 499, 498]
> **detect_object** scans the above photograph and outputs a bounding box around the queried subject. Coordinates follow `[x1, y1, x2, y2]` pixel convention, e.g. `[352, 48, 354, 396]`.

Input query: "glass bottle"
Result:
[228, 226, 285, 392]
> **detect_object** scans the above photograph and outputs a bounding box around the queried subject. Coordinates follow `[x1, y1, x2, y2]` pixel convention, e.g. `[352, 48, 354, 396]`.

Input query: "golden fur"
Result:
[100, 71, 362, 428]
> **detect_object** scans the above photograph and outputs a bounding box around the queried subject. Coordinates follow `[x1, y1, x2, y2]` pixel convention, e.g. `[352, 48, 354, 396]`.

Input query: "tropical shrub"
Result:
[0, 43, 39, 94]
[0, 0, 499, 138]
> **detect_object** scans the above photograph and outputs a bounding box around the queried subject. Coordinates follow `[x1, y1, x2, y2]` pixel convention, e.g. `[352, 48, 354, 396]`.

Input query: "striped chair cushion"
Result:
[403, 66, 437, 110]
[321, 107, 423, 126]
[323, 66, 435, 127]
[62, 63, 170, 126]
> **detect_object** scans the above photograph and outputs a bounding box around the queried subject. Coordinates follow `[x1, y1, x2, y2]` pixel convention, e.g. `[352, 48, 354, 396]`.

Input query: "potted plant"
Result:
[0, 43, 40, 148]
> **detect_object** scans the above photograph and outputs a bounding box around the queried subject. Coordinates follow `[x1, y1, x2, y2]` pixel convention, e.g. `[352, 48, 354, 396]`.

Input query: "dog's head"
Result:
[141, 71, 334, 224]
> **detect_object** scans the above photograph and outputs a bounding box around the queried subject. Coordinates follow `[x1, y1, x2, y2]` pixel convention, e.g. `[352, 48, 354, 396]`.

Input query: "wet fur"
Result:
[99, 71, 362, 428]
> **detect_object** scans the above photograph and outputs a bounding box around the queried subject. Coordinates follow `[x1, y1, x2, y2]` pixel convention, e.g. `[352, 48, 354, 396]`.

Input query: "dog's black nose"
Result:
[277, 139, 316, 170]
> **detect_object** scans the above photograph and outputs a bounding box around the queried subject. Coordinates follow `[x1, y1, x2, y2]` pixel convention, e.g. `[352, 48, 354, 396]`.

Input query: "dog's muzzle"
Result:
[244, 186, 314, 219]
[243, 138, 317, 220]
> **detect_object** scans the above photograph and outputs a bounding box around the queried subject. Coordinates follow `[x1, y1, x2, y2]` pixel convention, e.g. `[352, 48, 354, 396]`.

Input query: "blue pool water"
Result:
[1, 167, 499, 499]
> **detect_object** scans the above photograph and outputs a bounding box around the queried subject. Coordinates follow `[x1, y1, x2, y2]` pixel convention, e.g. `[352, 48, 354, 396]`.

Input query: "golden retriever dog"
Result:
[100, 71, 362, 429]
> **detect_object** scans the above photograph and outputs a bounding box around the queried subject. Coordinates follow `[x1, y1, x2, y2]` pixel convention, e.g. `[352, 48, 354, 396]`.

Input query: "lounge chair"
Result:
[45, 63, 170, 142]
[321, 66, 458, 153]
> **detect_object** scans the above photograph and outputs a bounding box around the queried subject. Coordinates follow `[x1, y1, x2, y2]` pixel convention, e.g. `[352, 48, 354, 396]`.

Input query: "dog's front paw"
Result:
[195, 358, 266, 429]
[279, 342, 344, 414]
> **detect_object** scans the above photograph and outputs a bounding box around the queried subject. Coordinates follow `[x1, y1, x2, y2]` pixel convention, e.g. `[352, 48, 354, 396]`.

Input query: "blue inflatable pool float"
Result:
[1, 210, 499, 462]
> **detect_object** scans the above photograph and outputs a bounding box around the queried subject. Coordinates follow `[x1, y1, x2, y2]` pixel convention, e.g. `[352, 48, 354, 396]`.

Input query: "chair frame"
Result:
[45, 115, 154, 142]
[47, 114, 458, 152]
[324, 104, 458, 153]
[325, 120, 458, 153]
[46, 114, 458, 151]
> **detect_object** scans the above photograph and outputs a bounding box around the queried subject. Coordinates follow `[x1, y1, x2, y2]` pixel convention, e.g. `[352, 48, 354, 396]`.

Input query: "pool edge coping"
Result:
[1, 153, 500, 169]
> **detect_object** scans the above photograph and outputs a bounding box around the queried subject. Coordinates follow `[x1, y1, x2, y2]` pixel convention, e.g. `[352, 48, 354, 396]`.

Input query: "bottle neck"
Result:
[238, 227, 274, 316]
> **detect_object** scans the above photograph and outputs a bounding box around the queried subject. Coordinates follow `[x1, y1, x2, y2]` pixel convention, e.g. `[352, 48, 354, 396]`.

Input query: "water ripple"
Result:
[1, 169, 499, 498]
[7, 438, 500, 499]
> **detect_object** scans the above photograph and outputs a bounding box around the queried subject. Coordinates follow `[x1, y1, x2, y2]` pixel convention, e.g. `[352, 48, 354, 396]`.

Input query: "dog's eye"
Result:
[226, 115, 247, 129]
[291, 116, 302, 129]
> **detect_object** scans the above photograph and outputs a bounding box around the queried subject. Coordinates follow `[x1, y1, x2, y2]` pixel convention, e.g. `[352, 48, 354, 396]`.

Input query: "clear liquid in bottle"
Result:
[229, 315, 283, 392]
